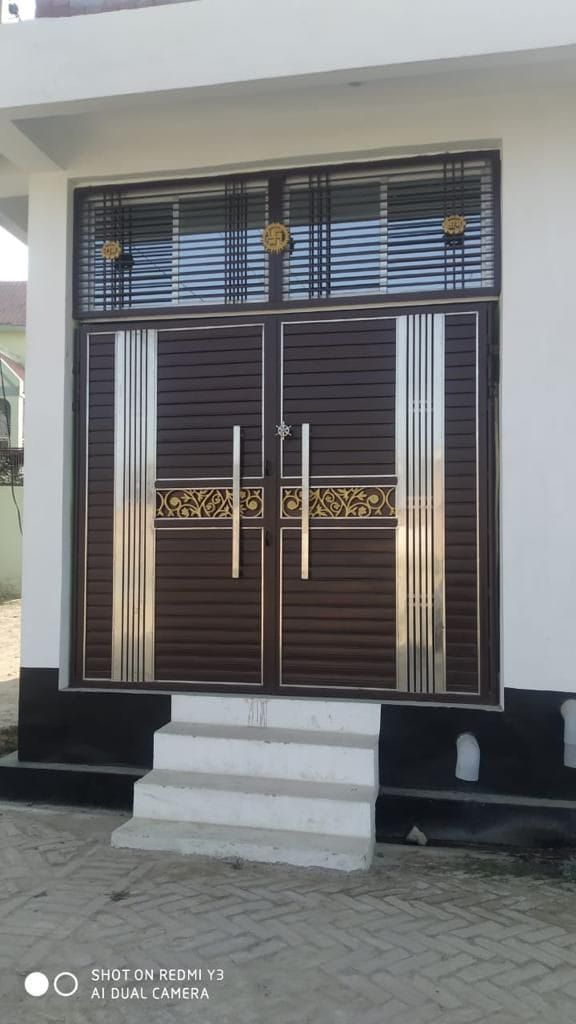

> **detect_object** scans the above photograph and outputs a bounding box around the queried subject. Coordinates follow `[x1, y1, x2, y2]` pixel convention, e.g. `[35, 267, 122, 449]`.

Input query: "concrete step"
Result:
[113, 697, 380, 871]
[172, 695, 380, 736]
[153, 721, 378, 786]
[111, 817, 372, 872]
[133, 769, 376, 837]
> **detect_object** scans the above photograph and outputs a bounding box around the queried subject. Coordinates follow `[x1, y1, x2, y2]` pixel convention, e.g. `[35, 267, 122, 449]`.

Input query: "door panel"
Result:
[281, 319, 396, 478]
[444, 313, 481, 695]
[281, 528, 396, 690]
[156, 324, 263, 480]
[153, 322, 267, 688]
[278, 317, 399, 694]
[155, 528, 263, 685]
[82, 333, 115, 680]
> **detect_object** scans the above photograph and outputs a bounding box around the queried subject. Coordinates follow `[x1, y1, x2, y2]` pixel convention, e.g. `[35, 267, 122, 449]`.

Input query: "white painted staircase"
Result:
[111, 696, 381, 871]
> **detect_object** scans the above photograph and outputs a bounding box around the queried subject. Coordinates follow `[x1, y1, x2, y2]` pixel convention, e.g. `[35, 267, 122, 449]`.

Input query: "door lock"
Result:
[276, 422, 292, 440]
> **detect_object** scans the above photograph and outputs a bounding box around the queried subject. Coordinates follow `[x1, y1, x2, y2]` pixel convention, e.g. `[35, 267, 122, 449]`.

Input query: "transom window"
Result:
[74, 152, 499, 315]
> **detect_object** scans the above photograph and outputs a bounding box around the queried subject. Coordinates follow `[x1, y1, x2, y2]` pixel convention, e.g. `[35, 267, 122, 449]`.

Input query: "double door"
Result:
[78, 306, 496, 702]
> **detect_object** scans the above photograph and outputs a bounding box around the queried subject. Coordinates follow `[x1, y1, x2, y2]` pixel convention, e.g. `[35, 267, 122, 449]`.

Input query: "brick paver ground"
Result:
[1, 803, 576, 1023]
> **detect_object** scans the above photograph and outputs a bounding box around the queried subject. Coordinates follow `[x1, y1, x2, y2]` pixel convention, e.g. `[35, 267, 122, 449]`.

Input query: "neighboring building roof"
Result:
[36, 0, 190, 16]
[0, 282, 26, 328]
[0, 352, 25, 385]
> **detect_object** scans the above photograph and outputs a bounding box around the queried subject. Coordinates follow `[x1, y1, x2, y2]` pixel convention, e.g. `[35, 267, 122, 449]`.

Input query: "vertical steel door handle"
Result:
[301, 423, 310, 580]
[232, 425, 241, 579]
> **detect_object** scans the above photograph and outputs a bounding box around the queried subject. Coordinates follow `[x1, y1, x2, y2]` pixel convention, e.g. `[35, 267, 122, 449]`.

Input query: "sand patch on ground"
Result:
[0, 599, 19, 730]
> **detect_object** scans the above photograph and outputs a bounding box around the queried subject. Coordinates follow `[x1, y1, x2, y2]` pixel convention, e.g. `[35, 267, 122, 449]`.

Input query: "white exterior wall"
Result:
[20, 174, 73, 672]
[500, 102, 576, 692]
[17, 73, 576, 696]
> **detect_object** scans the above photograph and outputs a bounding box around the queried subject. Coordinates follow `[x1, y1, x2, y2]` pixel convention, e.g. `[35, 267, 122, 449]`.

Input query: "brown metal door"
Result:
[273, 309, 496, 702]
[153, 322, 267, 688]
[76, 306, 496, 702]
[277, 316, 398, 695]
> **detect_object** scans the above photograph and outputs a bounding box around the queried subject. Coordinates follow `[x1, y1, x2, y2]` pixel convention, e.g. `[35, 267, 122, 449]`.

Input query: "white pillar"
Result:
[20, 174, 73, 679]
[501, 105, 576, 692]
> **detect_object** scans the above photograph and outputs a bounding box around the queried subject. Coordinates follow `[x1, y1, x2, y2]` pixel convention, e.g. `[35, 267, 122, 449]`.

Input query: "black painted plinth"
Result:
[376, 790, 576, 849]
[0, 753, 141, 810]
[18, 668, 171, 767]
[0, 666, 171, 810]
[377, 689, 576, 848]
[379, 689, 576, 801]
[10, 670, 576, 847]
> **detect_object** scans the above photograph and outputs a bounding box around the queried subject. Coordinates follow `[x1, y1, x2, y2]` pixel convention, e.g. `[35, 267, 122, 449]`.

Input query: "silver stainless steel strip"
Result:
[232, 425, 241, 579]
[422, 315, 430, 692]
[412, 314, 420, 692]
[111, 331, 126, 682]
[395, 318, 408, 691]
[432, 313, 447, 691]
[143, 335, 157, 680]
[301, 423, 310, 580]
[111, 329, 157, 682]
[395, 314, 446, 694]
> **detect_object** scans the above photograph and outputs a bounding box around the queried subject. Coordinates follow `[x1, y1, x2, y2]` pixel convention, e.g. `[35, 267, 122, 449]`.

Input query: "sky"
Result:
[1, 0, 35, 20]
[0, 229, 28, 280]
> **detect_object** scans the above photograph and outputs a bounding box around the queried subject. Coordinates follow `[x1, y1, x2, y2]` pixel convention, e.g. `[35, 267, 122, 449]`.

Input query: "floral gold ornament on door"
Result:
[262, 223, 291, 255]
[442, 215, 467, 238]
[101, 240, 123, 261]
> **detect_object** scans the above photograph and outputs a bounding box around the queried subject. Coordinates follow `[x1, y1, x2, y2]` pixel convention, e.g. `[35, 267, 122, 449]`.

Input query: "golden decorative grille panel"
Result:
[157, 487, 263, 520]
[282, 485, 396, 519]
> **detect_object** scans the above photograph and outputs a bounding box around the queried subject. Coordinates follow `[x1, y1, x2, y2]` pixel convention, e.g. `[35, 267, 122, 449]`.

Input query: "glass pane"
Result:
[91, 200, 174, 309]
[178, 188, 268, 305]
[285, 182, 382, 299]
[282, 161, 494, 300]
[387, 175, 484, 292]
[84, 184, 268, 311]
[124, 202, 174, 306]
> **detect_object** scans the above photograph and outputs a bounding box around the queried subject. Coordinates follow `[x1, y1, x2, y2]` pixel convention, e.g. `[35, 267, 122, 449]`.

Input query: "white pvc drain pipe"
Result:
[561, 700, 576, 768]
[455, 732, 480, 782]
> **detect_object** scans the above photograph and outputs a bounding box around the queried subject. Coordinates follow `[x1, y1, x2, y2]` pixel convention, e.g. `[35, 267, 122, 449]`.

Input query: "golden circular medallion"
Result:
[442, 214, 467, 237]
[101, 240, 123, 261]
[262, 223, 291, 255]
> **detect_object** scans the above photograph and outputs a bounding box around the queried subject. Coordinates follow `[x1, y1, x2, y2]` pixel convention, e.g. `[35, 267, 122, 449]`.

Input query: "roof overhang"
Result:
[2, 0, 576, 242]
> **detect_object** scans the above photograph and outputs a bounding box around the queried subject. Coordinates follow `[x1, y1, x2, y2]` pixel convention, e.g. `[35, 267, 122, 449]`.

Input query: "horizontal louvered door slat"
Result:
[281, 319, 396, 479]
[82, 334, 115, 680]
[155, 529, 263, 685]
[444, 313, 481, 695]
[156, 324, 263, 480]
[280, 529, 396, 691]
